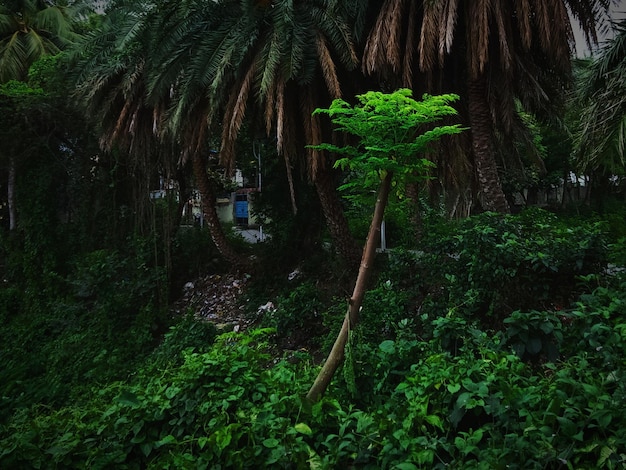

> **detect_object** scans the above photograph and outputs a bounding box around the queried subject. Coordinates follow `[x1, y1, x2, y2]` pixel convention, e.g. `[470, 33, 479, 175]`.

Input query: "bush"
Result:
[261, 281, 328, 345]
[421, 208, 607, 322]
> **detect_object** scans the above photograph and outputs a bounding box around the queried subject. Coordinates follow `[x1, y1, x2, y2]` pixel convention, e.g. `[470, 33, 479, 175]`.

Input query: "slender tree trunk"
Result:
[467, 75, 510, 213]
[307, 172, 393, 403]
[8, 156, 16, 230]
[192, 152, 253, 271]
[314, 166, 361, 268]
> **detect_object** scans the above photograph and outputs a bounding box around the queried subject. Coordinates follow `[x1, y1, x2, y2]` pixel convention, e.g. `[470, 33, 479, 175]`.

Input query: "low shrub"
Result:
[420, 208, 607, 323]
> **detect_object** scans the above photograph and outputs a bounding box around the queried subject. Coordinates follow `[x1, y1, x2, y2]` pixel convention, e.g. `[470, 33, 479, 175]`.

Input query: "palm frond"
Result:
[363, 0, 403, 75]
[32, 5, 78, 45]
[311, 1, 357, 70]
[0, 32, 29, 81]
[316, 33, 341, 99]
[257, 26, 283, 99]
[402, 0, 417, 87]
[491, 0, 511, 70]
[441, 0, 459, 61]
[419, 0, 444, 71]
[565, 0, 610, 49]
[300, 85, 323, 179]
[219, 63, 256, 172]
[466, 0, 491, 77]
[514, 0, 532, 49]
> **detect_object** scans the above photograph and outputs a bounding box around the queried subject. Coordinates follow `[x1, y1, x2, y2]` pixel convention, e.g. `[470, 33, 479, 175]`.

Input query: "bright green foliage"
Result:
[312, 89, 464, 192]
[0, 78, 42, 96]
[2, 201, 624, 468]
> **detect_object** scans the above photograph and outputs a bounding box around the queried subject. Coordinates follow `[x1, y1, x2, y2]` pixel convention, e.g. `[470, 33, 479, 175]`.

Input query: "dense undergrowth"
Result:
[2, 208, 626, 468]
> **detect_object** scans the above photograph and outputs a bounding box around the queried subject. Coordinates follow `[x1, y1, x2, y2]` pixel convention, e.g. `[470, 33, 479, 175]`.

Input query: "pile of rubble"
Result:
[171, 273, 256, 332]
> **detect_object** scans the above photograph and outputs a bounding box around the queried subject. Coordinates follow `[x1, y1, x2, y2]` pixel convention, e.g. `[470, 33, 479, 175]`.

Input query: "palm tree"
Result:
[148, 0, 368, 266]
[0, 0, 83, 82]
[74, 0, 259, 269]
[575, 17, 626, 178]
[0, 0, 84, 230]
[362, 0, 610, 213]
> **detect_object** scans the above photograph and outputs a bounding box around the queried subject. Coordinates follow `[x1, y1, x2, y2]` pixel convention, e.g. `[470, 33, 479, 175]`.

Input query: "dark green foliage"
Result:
[0, 236, 167, 422]
[0, 329, 318, 469]
[147, 315, 217, 370]
[421, 208, 607, 322]
[503, 310, 564, 363]
[2, 284, 626, 469]
[170, 226, 223, 286]
[260, 281, 328, 347]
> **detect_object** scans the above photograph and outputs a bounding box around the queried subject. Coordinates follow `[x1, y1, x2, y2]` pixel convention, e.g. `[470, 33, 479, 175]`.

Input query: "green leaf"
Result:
[379, 340, 395, 354]
[598, 446, 615, 466]
[294, 423, 313, 436]
[456, 392, 472, 408]
[263, 438, 280, 448]
[556, 417, 577, 437]
[154, 434, 177, 448]
[140, 442, 152, 457]
[394, 464, 418, 470]
[539, 322, 554, 334]
[424, 415, 443, 429]
[447, 383, 461, 394]
[197, 436, 209, 450]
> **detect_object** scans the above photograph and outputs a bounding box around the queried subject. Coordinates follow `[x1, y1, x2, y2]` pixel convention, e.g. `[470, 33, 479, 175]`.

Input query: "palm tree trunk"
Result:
[467, 75, 510, 213]
[8, 156, 16, 230]
[314, 166, 361, 268]
[191, 152, 253, 271]
[307, 171, 393, 403]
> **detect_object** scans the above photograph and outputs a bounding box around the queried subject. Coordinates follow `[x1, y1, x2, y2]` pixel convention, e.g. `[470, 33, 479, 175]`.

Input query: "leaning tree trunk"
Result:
[307, 171, 393, 403]
[8, 156, 16, 230]
[192, 152, 253, 271]
[314, 166, 361, 269]
[467, 75, 510, 214]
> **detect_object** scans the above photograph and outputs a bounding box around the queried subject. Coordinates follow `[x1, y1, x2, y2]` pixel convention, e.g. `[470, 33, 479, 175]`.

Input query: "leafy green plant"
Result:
[503, 310, 564, 363]
[421, 208, 607, 322]
[261, 281, 327, 343]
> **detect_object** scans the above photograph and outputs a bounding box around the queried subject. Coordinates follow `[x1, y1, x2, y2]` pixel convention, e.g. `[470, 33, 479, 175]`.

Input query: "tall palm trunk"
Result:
[191, 152, 253, 271]
[314, 166, 361, 268]
[467, 75, 510, 213]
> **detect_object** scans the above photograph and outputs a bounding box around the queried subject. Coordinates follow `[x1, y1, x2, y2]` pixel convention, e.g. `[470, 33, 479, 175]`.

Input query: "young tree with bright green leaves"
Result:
[306, 89, 464, 402]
